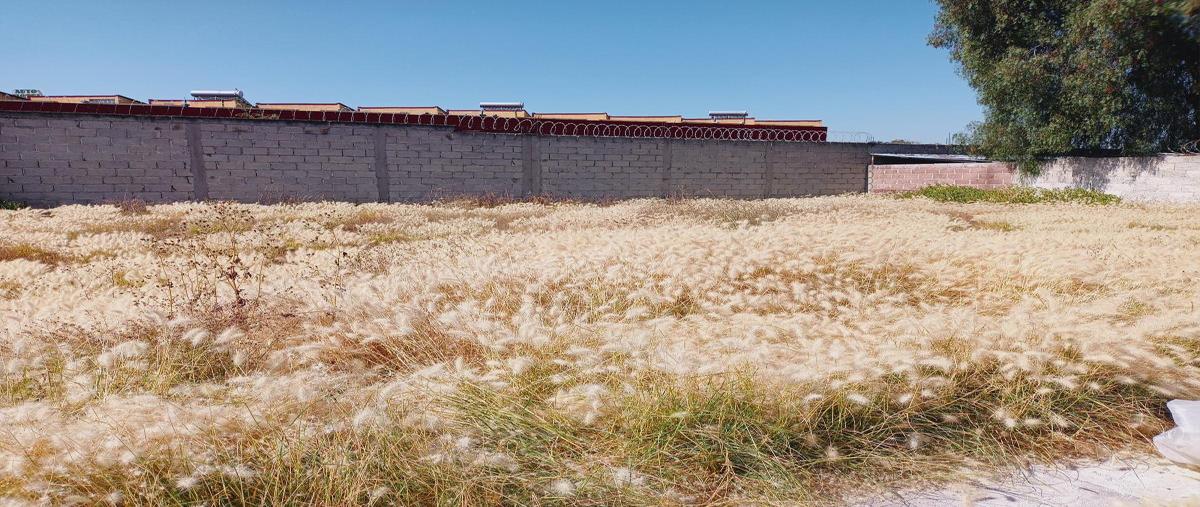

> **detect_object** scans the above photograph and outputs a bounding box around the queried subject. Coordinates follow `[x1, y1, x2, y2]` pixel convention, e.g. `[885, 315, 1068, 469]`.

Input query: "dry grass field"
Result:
[0, 194, 1198, 505]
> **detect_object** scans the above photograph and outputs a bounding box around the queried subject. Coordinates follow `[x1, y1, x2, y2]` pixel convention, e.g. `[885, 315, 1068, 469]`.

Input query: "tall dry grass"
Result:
[0, 196, 1197, 505]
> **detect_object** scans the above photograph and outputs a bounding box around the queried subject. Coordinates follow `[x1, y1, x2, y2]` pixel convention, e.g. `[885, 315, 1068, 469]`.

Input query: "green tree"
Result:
[931, 0, 1200, 171]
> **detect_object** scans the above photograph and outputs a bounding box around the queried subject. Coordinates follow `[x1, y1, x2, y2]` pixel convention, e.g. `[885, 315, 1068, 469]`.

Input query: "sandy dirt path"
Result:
[855, 458, 1200, 506]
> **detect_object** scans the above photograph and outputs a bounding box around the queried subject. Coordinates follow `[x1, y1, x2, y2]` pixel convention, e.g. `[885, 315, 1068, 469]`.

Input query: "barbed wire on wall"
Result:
[449, 115, 827, 142]
[825, 131, 876, 143]
[1172, 139, 1200, 155]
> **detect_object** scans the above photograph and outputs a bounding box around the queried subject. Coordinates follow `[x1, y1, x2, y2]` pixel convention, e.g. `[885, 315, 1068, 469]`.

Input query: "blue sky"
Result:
[1, 1, 982, 143]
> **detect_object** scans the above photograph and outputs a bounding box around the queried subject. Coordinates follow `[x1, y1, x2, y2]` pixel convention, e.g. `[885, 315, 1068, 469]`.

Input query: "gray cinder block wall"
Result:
[1, 115, 196, 205]
[863, 156, 1200, 202]
[1023, 155, 1200, 203]
[0, 112, 872, 206]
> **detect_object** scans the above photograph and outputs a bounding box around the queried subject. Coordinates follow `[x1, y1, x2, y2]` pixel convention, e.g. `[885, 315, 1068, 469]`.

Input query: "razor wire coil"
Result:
[1174, 139, 1200, 155]
[390, 113, 827, 142]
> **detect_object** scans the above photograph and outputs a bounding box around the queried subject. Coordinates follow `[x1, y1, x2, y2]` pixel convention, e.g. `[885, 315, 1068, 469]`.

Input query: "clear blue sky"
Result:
[1, 1, 982, 143]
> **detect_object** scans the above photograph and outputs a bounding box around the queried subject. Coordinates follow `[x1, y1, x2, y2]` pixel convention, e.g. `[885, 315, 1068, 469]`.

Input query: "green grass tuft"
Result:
[897, 185, 1120, 205]
[0, 199, 29, 210]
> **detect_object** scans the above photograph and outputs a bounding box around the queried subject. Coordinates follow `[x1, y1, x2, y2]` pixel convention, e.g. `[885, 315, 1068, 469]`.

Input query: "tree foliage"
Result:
[931, 0, 1200, 171]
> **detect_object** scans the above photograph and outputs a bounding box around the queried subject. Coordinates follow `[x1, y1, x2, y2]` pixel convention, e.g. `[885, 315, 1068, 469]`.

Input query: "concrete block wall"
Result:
[538, 137, 666, 198]
[387, 126, 524, 201]
[868, 162, 1016, 193]
[773, 143, 871, 196]
[866, 157, 1200, 203]
[0, 115, 193, 206]
[534, 138, 871, 199]
[1023, 155, 1200, 202]
[199, 122, 379, 202]
[0, 112, 873, 206]
[670, 140, 767, 197]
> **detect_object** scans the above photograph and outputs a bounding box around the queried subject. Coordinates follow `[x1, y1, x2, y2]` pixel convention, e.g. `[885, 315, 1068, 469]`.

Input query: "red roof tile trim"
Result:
[0, 101, 827, 142]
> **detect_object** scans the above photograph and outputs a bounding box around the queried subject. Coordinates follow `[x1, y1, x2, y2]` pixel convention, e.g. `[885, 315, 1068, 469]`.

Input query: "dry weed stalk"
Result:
[0, 195, 1196, 504]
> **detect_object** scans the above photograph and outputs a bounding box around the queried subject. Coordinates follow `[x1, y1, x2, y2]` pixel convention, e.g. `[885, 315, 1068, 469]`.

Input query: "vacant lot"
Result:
[1, 196, 1198, 505]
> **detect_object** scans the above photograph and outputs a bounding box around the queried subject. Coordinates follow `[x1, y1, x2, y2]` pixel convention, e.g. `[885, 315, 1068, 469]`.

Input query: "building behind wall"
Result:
[5, 89, 826, 128]
[357, 106, 447, 115]
[257, 103, 353, 112]
[28, 94, 143, 105]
